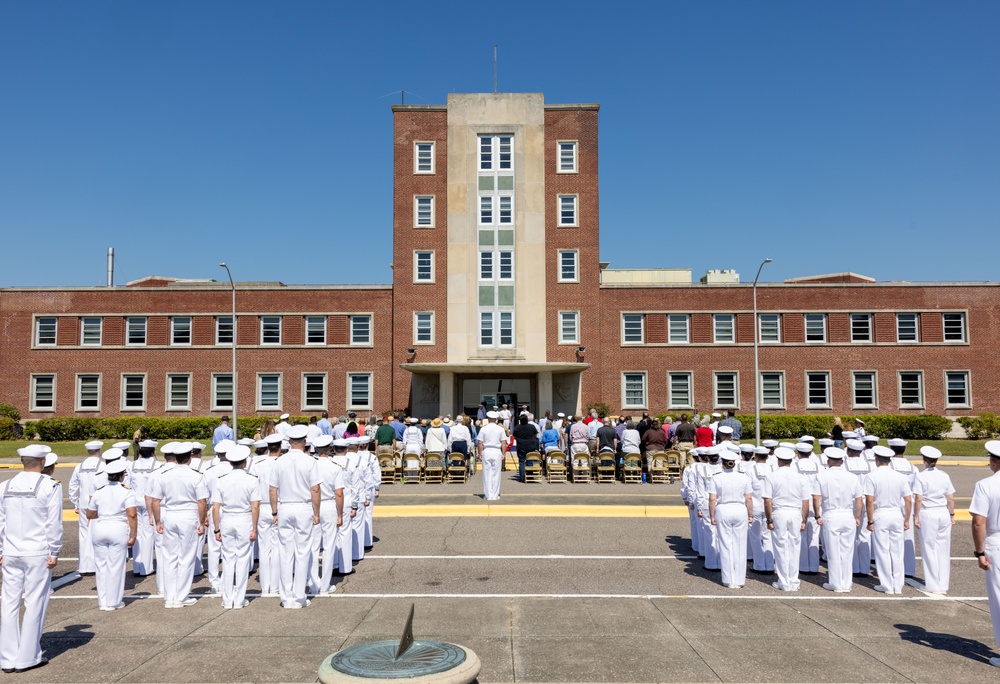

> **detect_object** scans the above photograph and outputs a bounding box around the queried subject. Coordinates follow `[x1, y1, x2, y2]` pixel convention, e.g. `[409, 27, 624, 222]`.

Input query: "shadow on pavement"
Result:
[896, 622, 997, 664]
[41, 623, 94, 660]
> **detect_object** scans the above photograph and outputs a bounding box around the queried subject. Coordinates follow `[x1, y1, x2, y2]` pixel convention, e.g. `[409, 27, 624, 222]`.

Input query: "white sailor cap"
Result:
[872, 446, 895, 459]
[254, 440, 267, 449]
[191, 442, 206, 451]
[17, 444, 48, 458]
[740, 444, 755, 453]
[779, 442, 797, 450]
[280, 441, 290, 451]
[139, 439, 158, 448]
[689, 448, 700, 458]
[410, 417, 421, 424]
[113, 441, 131, 450]
[795, 442, 814, 454]
[712, 412, 722, 418]
[762, 440, 778, 448]
[237, 438, 255, 446]
[286, 424, 309, 440]
[105, 459, 128, 475]
[718, 425, 734, 435]
[855, 419, 866, 426]
[486, 411, 499, 420]
[887, 438, 907, 448]
[214, 439, 235, 454]
[920, 446, 942, 460]
[557, 413, 565, 418]
[356, 434, 371, 444]
[799, 435, 816, 443]
[346, 436, 364, 446]
[265, 433, 284, 445]
[842, 431, 858, 440]
[703, 446, 721, 457]
[279, 413, 290, 421]
[845, 439, 865, 452]
[226, 445, 252, 462]
[174, 442, 193, 454]
[313, 435, 333, 448]
[85, 440, 104, 451]
[774, 447, 795, 461]
[861, 435, 879, 444]
[823, 447, 847, 460]
[753, 446, 770, 456]
[44, 453, 59, 468]
[986, 441, 1000, 458]
[160, 442, 178, 455]
[818, 438, 834, 447]
[101, 448, 124, 461]
[723, 441, 740, 453]
[333, 438, 350, 448]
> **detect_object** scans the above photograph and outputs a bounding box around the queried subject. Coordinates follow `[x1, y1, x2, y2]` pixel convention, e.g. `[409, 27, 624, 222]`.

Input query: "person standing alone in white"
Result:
[913, 445, 955, 595]
[477, 412, 507, 501]
[709, 453, 753, 589]
[763, 447, 810, 592]
[864, 445, 911, 595]
[813, 447, 863, 593]
[85, 457, 137, 611]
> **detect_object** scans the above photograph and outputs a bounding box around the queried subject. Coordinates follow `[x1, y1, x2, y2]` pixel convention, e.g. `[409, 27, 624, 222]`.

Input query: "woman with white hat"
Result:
[709, 451, 753, 589]
[85, 457, 137, 610]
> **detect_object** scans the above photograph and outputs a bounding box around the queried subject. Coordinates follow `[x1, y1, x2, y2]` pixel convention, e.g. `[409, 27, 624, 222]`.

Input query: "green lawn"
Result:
[0, 440, 218, 459]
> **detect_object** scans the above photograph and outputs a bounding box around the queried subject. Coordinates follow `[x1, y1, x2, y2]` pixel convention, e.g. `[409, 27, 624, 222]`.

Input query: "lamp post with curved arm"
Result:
[219, 263, 237, 438]
[753, 258, 773, 447]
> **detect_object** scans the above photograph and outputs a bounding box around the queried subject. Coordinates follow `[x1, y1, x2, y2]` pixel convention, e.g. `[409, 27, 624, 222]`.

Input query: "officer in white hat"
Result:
[861, 434, 879, 462]
[864, 445, 911, 594]
[249, 433, 284, 595]
[749, 446, 775, 573]
[329, 439, 357, 576]
[709, 449, 753, 589]
[887, 438, 917, 576]
[149, 442, 209, 607]
[844, 438, 873, 575]
[130, 440, 160, 576]
[274, 414, 292, 440]
[202, 440, 235, 594]
[696, 447, 723, 571]
[914, 445, 955, 594]
[68, 440, 105, 574]
[344, 437, 367, 563]
[970, 441, 1000, 667]
[477, 411, 508, 501]
[763, 447, 810, 591]
[357, 435, 380, 551]
[211, 444, 260, 609]
[680, 448, 701, 555]
[308, 435, 345, 593]
[793, 442, 821, 574]
[814, 447, 863, 592]
[268, 424, 321, 608]
[41, 452, 58, 478]
[84, 458, 136, 611]
[149, 442, 179, 596]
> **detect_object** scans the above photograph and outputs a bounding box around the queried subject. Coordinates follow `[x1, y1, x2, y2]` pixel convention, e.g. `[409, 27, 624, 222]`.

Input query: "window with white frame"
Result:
[714, 372, 739, 408]
[943, 312, 967, 342]
[121, 374, 146, 411]
[852, 371, 877, 408]
[414, 250, 434, 282]
[414, 141, 434, 174]
[126, 317, 147, 346]
[35, 317, 57, 346]
[478, 134, 515, 347]
[212, 373, 234, 410]
[166, 374, 191, 411]
[260, 316, 281, 345]
[348, 373, 372, 409]
[498, 251, 513, 280]
[305, 316, 326, 345]
[668, 372, 693, 408]
[558, 195, 578, 226]
[414, 311, 434, 344]
[30, 374, 55, 411]
[559, 311, 579, 344]
[257, 373, 281, 410]
[498, 311, 513, 346]
[303, 373, 327, 409]
[558, 250, 578, 282]
[713, 314, 734, 343]
[171, 316, 192, 346]
[479, 251, 493, 280]
[759, 313, 780, 343]
[898, 371, 923, 407]
[350, 315, 371, 345]
[850, 313, 872, 342]
[498, 196, 512, 224]
[805, 313, 827, 342]
[479, 196, 493, 224]
[622, 314, 644, 344]
[557, 141, 578, 173]
[669, 314, 690, 343]
[479, 135, 512, 171]
[622, 372, 647, 409]
[896, 313, 918, 342]
[81, 317, 102, 346]
[414, 195, 434, 227]
[760, 372, 785, 407]
[76, 374, 101, 411]
[480, 311, 493, 346]
[945, 371, 970, 407]
[216, 316, 234, 345]
[806, 371, 831, 408]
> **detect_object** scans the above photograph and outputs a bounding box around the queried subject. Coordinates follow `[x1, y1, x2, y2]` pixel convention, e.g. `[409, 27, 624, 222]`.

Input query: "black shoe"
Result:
[14, 660, 47, 673]
[2, 668, 14, 673]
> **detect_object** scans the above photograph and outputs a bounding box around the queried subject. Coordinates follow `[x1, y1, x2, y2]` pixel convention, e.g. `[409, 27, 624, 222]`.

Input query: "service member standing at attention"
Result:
[203, 440, 234, 595]
[130, 439, 160, 576]
[330, 439, 357, 576]
[914, 446, 955, 594]
[85, 458, 137, 611]
[844, 438, 873, 576]
[793, 442, 821, 574]
[311, 435, 345, 594]
[149, 443, 178, 597]
[211, 444, 260, 609]
[749, 446, 775, 573]
[709, 451, 753, 589]
[970, 441, 1000, 668]
[345, 438, 367, 563]
[0, 446, 63, 674]
[813, 447, 863, 593]
[68, 440, 105, 574]
[359, 436, 380, 551]
[865, 445, 911, 595]
[250, 433, 283, 595]
[697, 448, 723, 571]
[887, 438, 918, 577]
[477, 412, 507, 501]
[763, 447, 811, 592]
[268, 424, 322, 609]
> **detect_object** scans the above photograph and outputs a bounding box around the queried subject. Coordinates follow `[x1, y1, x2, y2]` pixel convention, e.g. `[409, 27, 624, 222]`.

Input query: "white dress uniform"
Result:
[346, 449, 366, 562]
[147, 462, 175, 596]
[763, 465, 810, 591]
[969, 466, 1000, 656]
[748, 462, 775, 572]
[312, 455, 346, 593]
[845, 455, 873, 574]
[129, 454, 160, 575]
[331, 451, 356, 575]
[86, 482, 136, 610]
[478, 421, 507, 501]
[864, 465, 911, 594]
[0, 471, 63, 672]
[793, 457, 821, 573]
[202, 460, 233, 593]
[149, 462, 209, 606]
[68, 454, 105, 573]
[890, 456, 918, 576]
[269, 447, 321, 608]
[212, 468, 260, 609]
[680, 459, 700, 554]
[915, 465, 955, 592]
[361, 448, 380, 549]
[187, 457, 206, 575]
[710, 468, 752, 588]
[697, 460, 723, 570]
[815, 465, 863, 592]
[249, 453, 280, 594]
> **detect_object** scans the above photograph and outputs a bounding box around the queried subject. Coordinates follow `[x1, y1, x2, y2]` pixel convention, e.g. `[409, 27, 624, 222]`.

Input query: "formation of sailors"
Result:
[680, 433, 956, 594]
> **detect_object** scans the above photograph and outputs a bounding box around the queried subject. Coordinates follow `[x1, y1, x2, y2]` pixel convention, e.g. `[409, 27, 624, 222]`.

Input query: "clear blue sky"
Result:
[2, 2, 997, 287]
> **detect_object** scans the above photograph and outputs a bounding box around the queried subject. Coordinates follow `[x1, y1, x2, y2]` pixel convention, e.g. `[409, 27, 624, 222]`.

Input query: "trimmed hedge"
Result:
[651, 413, 952, 441]
[0, 404, 21, 423]
[0, 418, 17, 441]
[23, 415, 319, 442]
[958, 413, 1000, 440]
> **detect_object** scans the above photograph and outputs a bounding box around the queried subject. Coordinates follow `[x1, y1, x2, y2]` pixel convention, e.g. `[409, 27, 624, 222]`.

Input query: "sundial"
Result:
[318, 604, 481, 683]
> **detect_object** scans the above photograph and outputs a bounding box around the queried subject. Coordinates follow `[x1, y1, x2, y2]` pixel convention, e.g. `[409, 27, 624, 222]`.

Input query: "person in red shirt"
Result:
[695, 416, 715, 448]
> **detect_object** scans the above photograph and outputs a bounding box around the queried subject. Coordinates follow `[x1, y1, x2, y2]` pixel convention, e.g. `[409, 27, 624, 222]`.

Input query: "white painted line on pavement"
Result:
[365, 554, 699, 560]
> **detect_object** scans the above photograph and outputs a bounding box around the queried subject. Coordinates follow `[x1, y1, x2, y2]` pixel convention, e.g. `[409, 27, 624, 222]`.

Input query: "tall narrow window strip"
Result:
[498, 136, 512, 169]
[899, 372, 923, 406]
[558, 141, 577, 173]
[77, 374, 101, 411]
[558, 195, 577, 226]
[499, 312, 513, 346]
[559, 311, 579, 343]
[415, 251, 433, 282]
[479, 251, 493, 280]
[896, 313, 918, 342]
[415, 312, 433, 344]
[415, 196, 433, 227]
[759, 314, 781, 343]
[213, 374, 234, 410]
[498, 196, 512, 224]
[415, 142, 434, 174]
[559, 250, 578, 282]
[623, 373, 647, 409]
[35, 317, 57, 346]
[258, 374, 281, 409]
[946, 371, 969, 407]
[303, 373, 327, 409]
[216, 316, 234, 345]
[806, 372, 830, 408]
[499, 251, 513, 280]
[480, 312, 493, 346]
[348, 373, 372, 409]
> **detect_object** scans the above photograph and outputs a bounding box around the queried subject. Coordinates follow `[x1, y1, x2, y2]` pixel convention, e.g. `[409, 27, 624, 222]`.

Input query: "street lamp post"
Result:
[219, 263, 237, 438]
[753, 258, 773, 447]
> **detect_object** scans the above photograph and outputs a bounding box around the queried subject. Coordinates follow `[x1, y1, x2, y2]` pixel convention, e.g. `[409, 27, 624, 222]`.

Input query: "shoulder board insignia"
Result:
[123, 485, 131, 490]
[96, 485, 106, 491]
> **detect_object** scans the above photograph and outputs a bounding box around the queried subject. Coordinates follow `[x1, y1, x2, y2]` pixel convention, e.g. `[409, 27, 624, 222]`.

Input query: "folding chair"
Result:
[622, 453, 643, 484]
[547, 452, 568, 483]
[596, 450, 617, 483]
[423, 452, 445, 484]
[402, 453, 422, 484]
[523, 452, 543, 483]
[647, 452, 669, 484]
[446, 453, 468, 484]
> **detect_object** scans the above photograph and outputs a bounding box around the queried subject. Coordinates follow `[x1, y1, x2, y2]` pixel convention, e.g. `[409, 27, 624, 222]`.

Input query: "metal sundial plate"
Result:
[328, 640, 467, 679]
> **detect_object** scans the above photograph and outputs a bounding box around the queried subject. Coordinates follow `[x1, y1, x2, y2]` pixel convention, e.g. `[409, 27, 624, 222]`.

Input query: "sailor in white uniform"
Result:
[748, 446, 775, 573]
[203, 439, 234, 594]
[697, 447, 723, 571]
[130, 440, 160, 576]
[793, 442, 822, 574]
[148, 442, 178, 596]
[477, 412, 507, 501]
[681, 448, 701, 555]
[68, 440, 105, 574]
[913, 446, 955, 594]
[887, 438, 918, 577]
[814, 447, 863, 592]
[330, 439, 357, 575]
[970, 440, 1000, 668]
[709, 452, 753, 589]
[310, 435, 345, 593]
[345, 438, 367, 562]
[0, 446, 63, 674]
[249, 433, 283, 595]
[864, 445, 911, 595]
[844, 439, 873, 576]
[211, 444, 260, 609]
[763, 447, 810, 592]
[85, 458, 137, 611]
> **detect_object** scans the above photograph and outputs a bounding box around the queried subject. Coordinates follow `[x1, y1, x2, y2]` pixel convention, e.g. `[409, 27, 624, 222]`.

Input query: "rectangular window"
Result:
[414, 311, 434, 344]
[260, 316, 281, 345]
[216, 316, 234, 345]
[622, 372, 647, 409]
[943, 312, 967, 342]
[257, 373, 281, 410]
[30, 374, 55, 411]
[714, 372, 738, 408]
[759, 313, 781, 343]
[558, 195, 577, 226]
[348, 373, 372, 409]
[480, 312, 493, 346]
[76, 374, 101, 411]
[558, 250, 578, 282]
[35, 317, 57, 346]
[945, 371, 970, 407]
[171, 316, 192, 346]
[414, 250, 434, 282]
[167, 374, 191, 411]
[212, 374, 234, 410]
[498, 251, 513, 280]
[479, 251, 493, 280]
[557, 141, 578, 173]
[350, 315, 371, 345]
[121, 374, 146, 411]
[668, 372, 693, 409]
[126, 317, 147, 346]
[806, 372, 831, 408]
[760, 372, 785, 408]
[896, 313, 918, 342]
[622, 314, 644, 344]
[305, 316, 326, 345]
[479, 196, 493, 224]
[713, 314, 734, 343]
[479, 135, 512, 171]
[498, 196, 512, 224]
[303, 373, 327, 409]
[852, 371, 877, 408]
[805, 313, 827, 343]
[499, 311, 513, 346]
[669, 314, 690, 343]
[898, 371, 924, 407]
[415, 195, 434, 227]
[414, 141, 434, 174]
[479, 136, 493, 170]
[81, 317, 102, 346]
[850, 313, 872, 342]
[559, 311, 579, 344]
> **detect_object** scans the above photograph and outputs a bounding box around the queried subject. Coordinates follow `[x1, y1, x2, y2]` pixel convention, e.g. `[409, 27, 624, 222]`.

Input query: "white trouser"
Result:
[873, 508, 905, 593]
[92, 518, 129, 608]
[716, 503, 749, 587]
[256, 504, 280, 595]
[903, 502, 916, 576]
[154, 523, 166, 595]
[750, 513, 774, 571]
[771, 509, 802, 591]
[316, 501, 343, 592]
[207, 517, 222, 593]
[277, 503, 314, 608]
[0, 555, 51, 670]
[133, 505, 155, 575]
[363, 493, 374, 547]
[334, 509, 355, 574]
[688, 502, 700, 554]
[351, 498, 366, 562]
[220, 512, 254, 609]
[918, 507, 952, 592]
[193, 530, 205, 576]
[799, 513, 820, 573]
[77, 512, 96, 573]
[700, 503, 719, 570]
[161, 509, 200, 603]
[821, 509, 856, 591]
[482, 449, 502, 500]
[853, 505, 872, 574]
[984, 535, 1000, 650]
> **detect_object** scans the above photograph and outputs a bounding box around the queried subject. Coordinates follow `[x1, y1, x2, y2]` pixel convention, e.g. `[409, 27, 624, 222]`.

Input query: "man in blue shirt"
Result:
[391, 414, 406, 442]
[213, 416, 235, 448]
[317, 411, 333, 436]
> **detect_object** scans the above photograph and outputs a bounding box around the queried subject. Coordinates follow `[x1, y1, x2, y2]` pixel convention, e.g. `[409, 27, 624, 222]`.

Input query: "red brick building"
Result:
[2, 93, 997, 420]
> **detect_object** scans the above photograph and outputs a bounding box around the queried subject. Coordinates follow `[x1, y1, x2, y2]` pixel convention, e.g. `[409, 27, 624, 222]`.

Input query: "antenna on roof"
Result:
[493, 44, 498, 94]
[401, 90, 405, 105]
